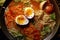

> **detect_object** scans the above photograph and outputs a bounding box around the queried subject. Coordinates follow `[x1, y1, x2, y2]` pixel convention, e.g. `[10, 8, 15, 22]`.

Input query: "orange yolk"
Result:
[25, 9, 32, 16]
[17, 16, 25, 24]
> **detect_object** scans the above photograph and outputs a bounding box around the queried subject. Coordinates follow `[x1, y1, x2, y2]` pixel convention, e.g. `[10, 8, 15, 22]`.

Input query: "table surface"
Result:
[0, 0, 60, 40]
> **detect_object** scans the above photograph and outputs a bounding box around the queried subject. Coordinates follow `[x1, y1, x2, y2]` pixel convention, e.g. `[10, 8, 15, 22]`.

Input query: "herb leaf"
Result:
[50, 13, 56, 20]
[14, 0, 21, 2]
[9, 28, 23, 37]
[39, 0, 46, 2]
[44, 26, 51, 33]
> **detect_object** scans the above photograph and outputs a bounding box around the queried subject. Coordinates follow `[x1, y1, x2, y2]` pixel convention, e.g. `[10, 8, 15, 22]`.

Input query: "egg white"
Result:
[15, 15, 29, 25]
[24, 7, 34, 19]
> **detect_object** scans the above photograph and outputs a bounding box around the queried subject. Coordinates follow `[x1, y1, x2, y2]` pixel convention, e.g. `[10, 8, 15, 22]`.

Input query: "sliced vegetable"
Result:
[0, 3, 3, 6]
[41, 31, 46, 36]
[39, 0, 46, 2]
[41, 26, 51, 36]
[14, 0, 30, 3]
[9, 28, 23, 37]
[21, 0, 30, 3]
[40, 1, 47, 10]
[0, 0, 5, 3]
[43, 26, 51, 33]
[34, 0, 40, 2]
[24, 2, 30, 7]
[14, 0, 21, 2]
[15, 36, 26, 40]
[50, 13, 56, 20]
[0, 0, 5, 6]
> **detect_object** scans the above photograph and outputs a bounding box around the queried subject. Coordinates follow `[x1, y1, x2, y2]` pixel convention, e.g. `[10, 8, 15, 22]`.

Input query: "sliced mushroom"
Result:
[40, 1, 47, 10]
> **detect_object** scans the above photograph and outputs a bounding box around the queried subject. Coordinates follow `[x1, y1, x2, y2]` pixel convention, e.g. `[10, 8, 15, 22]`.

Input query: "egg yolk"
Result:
[17, 16, 25, 24]
[25, 8, 33, 16]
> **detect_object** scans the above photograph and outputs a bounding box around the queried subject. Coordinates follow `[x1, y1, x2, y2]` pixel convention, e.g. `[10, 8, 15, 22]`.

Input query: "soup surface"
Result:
[4, 0, 56, 40]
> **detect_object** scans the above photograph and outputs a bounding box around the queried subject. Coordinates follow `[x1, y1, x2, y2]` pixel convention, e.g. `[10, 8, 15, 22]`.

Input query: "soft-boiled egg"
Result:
[15, 15, 29, 25]
[24, 7, 34, 19]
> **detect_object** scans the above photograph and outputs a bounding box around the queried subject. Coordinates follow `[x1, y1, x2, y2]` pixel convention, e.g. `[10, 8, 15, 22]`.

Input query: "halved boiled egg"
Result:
[24, 7, 34, 19]
[15, 15, 29, 25]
